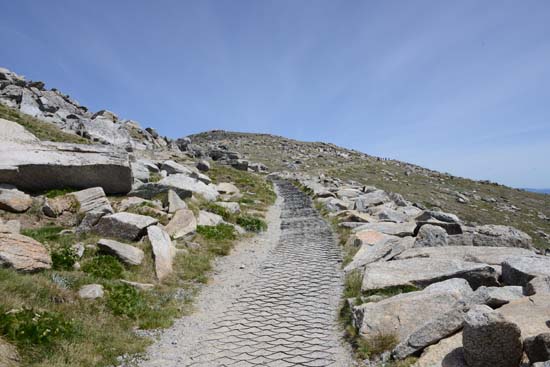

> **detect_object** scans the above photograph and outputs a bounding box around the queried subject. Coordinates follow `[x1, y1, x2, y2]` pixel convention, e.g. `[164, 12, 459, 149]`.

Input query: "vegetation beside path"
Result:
[0, 165, 275, 367]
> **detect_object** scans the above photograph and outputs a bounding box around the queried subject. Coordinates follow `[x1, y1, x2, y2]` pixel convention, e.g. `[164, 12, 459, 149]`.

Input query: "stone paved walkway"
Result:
[141, 180, 350, 367]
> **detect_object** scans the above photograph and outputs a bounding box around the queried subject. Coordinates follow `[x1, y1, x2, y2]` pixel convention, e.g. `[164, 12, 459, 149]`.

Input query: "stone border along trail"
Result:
[139, 179, 352, 367]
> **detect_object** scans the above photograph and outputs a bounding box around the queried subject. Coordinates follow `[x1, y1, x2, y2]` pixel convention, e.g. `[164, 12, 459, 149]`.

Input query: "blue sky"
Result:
[1, 1, 549, 188]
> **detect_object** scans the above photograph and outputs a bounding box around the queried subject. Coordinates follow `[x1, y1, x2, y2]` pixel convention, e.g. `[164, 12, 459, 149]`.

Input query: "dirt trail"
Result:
[140, 180, 352, 367]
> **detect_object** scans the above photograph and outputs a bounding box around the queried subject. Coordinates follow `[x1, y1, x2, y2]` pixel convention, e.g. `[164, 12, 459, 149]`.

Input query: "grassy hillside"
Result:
[0, 103, 89, 144]
[190, 131, 550, 249]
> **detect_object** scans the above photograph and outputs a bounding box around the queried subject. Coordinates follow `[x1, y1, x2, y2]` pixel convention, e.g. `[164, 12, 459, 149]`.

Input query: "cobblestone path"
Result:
[142, 180, 350, 367]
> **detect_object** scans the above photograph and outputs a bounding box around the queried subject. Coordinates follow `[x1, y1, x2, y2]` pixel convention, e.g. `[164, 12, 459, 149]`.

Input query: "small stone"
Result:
[97, 238, 144, 265]
[78, 284, 104, 299]
[0, 185, 32, 213]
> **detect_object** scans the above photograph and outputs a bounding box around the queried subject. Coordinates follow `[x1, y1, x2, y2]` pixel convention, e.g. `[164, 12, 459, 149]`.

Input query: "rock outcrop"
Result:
[0, 233, 51, 272]
[0, 118, 133, 194]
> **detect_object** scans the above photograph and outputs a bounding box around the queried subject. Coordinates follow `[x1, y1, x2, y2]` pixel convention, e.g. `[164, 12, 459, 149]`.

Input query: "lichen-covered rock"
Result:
[167, 189, 187, 213]
[414, 224, 448, 247]
[462, 305, 522, 367]
[0, 233, 52, 272]
[472, 224, 533, 249]
[525, 333, 550, 364]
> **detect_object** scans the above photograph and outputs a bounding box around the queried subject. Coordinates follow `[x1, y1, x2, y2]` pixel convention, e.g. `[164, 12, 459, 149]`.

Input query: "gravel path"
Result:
[140, 180, 352, 367]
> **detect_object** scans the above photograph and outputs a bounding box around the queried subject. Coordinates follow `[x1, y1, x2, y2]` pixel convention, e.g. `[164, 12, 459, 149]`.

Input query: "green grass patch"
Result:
[203, 203, 233, 221]
[43, 188, 78, 199]
[0, 103, 89, 144]
[106, 283, 146, 319]
[196, 224, 236, 242]
[0, 307, 78, 348]
[343, 270, 363, 300]
[363, 285, 419, 299]
[82, 255, 124, 280]
[51, 246, 78, 271]
[236, 215, 267, 232]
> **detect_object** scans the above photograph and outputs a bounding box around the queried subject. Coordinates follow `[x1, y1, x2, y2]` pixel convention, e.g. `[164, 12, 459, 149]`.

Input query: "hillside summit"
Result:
[1, 66, 550, 367]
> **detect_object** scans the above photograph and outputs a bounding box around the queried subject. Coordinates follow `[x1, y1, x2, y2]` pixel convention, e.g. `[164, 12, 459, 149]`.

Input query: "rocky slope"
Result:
[189, 130, 550, 249]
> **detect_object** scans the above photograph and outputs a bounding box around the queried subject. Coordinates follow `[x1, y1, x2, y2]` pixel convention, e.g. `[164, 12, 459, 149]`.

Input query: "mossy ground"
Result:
[0, 164, 275, 366]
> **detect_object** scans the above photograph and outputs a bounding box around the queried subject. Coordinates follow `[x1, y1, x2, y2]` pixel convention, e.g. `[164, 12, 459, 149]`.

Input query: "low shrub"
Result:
[106, 284, 146, 319]
[236, 215, 267, 232]
[0, 307, 77, 347]
[51, 246, 78, 271]
[82, 255, 124, 279]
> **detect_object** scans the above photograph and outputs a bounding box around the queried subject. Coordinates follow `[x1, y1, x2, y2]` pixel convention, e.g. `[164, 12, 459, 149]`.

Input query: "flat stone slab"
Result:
[499, 294, 550, 340]
[414, 333, 466, 367]
[344, 236, 414, 272]
[0, 233, 52, 272]
[352, 221, 417, 237]
[0, 118, 132, 194]
[354, 279, 472, 342]
[97, 238, 144, 265]
[395, 246, 536, 265]
[362, 258, 499, 291]
[502, 255, 550, 286]
[94, 212, 158, 241]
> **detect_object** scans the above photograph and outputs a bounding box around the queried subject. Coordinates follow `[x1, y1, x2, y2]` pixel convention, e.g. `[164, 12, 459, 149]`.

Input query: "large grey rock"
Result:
[362, 258, 499, 291]
[499, 294, 550, 340]
[147, 225, 175, 281]
[346, 230, 391, 247]
[160, 160, 195, 176]
[394, 285, 523, 360]
[395, 246, 535, 265]
[462, 305, 522, 367]
[416, 210, 461, 224]
[0, 219, 20, 234]
[469, 286, 524, 308]
[354, 190, 391, 211]
[413, 333, 466, 367]
[525, 333, 550, 364]
[393, 301, 470, 360]
[533, 361, 550, 367]
[0, 233, 52, 272]
[414, 224, 448, 247]
[0, 119, 132, 194]
[344, 236, 414, 272]
[94, 212, 157, 241]
[71, 187, 113, 215]
[132, 174, 218, 201]
[352, 221, 417, 237]
[502, 255, 550, 286]
[525, 276, 550, 296]
[0, 185, 32, 213]
[78, 284, 104, 299]
[97, 239, 144, 265]
[167, 190, 187, 213]
[197, 210, 224, 226]
[165, 209, 197, 239]
[354, 279, 472, 343]
[472, 224, 533, 249]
